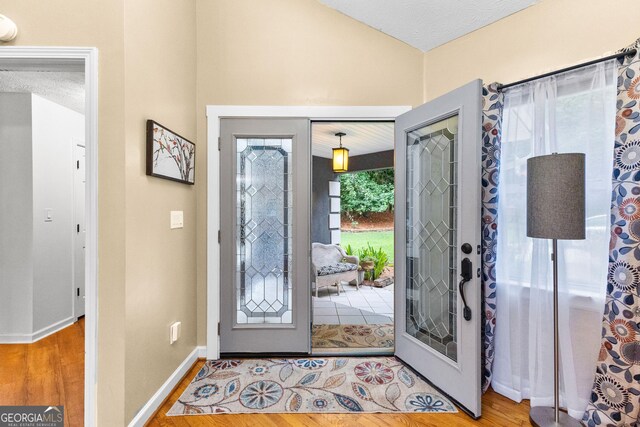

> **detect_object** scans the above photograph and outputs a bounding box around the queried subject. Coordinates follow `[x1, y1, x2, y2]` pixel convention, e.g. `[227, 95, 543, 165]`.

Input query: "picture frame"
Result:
[146, 120, 195, 185]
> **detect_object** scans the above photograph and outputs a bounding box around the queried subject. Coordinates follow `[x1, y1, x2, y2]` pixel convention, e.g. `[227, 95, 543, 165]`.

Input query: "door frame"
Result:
[73, 139, 86, 319]
[206, 105, 411, 359]
[0, 46, 99, 426]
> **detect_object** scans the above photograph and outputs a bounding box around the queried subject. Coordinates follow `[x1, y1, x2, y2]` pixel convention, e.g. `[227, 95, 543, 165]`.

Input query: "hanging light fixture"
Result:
[332, 132, 349, 172]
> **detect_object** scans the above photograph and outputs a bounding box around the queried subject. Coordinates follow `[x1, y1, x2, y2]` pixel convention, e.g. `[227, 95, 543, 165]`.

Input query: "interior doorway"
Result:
[0, 48, 98, 426]
[310, 121, 395, 355]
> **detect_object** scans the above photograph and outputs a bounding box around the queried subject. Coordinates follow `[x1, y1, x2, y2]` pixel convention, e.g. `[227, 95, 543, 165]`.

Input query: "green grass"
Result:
[341, 231, 394, 264]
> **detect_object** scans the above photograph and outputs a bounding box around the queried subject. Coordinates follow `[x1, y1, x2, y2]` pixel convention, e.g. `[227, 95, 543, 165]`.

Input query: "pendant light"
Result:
[332, 132, 349, 172]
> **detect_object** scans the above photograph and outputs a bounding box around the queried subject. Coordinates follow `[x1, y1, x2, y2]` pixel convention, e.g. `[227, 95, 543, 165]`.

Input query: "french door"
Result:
[394, 80, 483, 417]
[219, 118, 311, 354]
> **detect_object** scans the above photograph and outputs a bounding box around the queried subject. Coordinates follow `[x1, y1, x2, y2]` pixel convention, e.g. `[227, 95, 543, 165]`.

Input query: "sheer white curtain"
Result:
[492, 60, 617, 419]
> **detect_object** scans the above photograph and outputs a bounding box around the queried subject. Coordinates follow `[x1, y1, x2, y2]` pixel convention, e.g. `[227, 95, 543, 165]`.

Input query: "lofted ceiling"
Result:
[317, 0, 538, 52]
[312, 121, 394, 159]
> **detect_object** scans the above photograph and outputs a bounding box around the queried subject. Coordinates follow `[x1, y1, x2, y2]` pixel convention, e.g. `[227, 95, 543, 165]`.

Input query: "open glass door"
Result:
[219, 118, 310, 354]
[394, 80, 483, 417]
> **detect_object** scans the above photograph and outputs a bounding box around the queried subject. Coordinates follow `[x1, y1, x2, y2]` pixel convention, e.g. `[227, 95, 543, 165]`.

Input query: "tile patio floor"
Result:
[312, 282, 394, 325]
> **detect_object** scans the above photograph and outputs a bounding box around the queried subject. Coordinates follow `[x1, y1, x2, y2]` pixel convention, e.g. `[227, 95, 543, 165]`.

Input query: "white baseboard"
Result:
[33, 317, 76, 342]
[128, 345, 206, 427]
[0, 316, 76, 344]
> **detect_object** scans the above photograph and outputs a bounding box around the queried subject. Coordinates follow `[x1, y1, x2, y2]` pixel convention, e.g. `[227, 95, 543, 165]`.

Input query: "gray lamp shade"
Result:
[527, 153, 586, 240]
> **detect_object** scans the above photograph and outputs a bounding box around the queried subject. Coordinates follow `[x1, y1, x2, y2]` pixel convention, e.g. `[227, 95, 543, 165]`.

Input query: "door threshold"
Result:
[220, 352, 309, 359]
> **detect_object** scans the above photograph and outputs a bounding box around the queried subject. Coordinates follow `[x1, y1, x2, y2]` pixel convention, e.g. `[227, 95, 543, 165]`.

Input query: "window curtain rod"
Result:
[497, 49, 637, 91]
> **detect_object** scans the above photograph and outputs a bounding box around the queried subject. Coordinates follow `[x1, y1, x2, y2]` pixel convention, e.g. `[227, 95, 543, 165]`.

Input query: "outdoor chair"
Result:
[311, 242, 360, 297]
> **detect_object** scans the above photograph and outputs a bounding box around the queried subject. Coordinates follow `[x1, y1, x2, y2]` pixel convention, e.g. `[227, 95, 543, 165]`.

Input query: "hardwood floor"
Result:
[0, 321, 531, 426]
[0, 318, 84, 427]
[148, 359, 532, 427]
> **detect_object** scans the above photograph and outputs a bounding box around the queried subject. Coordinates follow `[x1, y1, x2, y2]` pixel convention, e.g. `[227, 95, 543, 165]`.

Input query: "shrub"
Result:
[340, 169, 394, 216]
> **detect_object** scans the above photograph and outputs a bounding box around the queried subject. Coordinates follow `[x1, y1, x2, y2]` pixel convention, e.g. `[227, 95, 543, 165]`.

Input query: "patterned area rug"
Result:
[312, 324, 394, 349]
[167, 357, 456, 415]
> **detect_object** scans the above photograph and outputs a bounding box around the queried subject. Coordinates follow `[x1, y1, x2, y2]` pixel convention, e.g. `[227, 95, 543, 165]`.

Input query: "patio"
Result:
[312, 283, 394, 325]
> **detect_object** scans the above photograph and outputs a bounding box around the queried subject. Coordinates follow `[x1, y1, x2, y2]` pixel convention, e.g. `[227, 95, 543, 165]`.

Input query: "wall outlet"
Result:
[170, 321, 181, 344]
[170, 210, 183, 229]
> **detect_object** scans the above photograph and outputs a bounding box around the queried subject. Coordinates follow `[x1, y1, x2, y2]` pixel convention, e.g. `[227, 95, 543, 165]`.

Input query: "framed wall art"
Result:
[146, 120, 195, 185]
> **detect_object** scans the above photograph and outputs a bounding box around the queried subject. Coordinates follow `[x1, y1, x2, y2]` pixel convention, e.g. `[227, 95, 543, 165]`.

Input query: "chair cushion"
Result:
[312, 243, 344, 266]
[317, 263, 358, 276]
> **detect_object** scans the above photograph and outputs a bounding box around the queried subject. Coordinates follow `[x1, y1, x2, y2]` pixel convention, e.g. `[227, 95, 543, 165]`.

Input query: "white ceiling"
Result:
[0, 59, 85, 114]
[0, 71, 85, 114]
[318, 0, 538, 52]
[312, 122, 393, 158]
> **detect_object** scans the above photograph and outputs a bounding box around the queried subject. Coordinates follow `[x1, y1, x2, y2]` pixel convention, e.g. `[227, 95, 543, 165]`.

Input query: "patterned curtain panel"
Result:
[583, 41, 640, 427]
[481, 83, 504, 392]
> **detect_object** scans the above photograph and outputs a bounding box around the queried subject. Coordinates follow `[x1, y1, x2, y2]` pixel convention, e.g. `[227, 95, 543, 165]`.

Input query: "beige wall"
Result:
[0, 0, 419, 423]
[0, 0, 127, 424]
[194, 0, 424, 345]
[194, 0, 640, 363]
[3, 0, 636, 424]
[123, 0, 196, 422]
[0, 0, 197, 424]
[423, 0, 639, 101]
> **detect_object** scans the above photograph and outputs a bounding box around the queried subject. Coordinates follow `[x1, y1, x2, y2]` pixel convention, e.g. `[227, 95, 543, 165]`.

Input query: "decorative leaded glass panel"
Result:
[236, 138, 293, 324]
[405, 116, 459, 361]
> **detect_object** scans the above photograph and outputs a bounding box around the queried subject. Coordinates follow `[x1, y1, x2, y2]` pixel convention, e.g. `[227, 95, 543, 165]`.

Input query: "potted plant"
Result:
[359, 256, 375, 271]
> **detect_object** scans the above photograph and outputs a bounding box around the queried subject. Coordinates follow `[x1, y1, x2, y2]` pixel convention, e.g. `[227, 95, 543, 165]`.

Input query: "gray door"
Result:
[220, 118, 311, 354]
[394, 80, 483, 417]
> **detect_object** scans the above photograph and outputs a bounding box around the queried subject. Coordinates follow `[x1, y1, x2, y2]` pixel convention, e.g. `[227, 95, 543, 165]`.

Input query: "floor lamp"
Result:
[526, 153, 585, 427]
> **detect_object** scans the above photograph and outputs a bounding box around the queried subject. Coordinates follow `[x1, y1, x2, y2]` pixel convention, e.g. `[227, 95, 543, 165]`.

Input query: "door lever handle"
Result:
[459, 258, 472, 321]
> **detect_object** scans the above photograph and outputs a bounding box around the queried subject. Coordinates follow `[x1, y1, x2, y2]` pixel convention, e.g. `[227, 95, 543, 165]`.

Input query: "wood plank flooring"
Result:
[0, 320, 532, 426]
[0, 318, 84, 427]
[148, 359, 532, 427]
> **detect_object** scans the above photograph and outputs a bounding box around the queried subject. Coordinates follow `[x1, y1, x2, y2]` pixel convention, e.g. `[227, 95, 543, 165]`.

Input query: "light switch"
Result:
[44, 208, 53, 222]
[170, 321, 181, 344]
[170, 211, 183, 229]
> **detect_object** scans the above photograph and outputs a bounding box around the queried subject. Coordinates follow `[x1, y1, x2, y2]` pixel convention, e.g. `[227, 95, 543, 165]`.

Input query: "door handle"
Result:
[459, 258, 472, 321]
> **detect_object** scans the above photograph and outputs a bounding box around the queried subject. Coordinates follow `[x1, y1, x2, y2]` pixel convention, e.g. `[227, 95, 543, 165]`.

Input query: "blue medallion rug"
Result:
[167, 357, 457, 415]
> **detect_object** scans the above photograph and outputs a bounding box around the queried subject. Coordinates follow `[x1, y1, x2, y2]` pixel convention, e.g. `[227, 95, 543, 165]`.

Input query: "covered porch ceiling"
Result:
[312, 121, 394, 159]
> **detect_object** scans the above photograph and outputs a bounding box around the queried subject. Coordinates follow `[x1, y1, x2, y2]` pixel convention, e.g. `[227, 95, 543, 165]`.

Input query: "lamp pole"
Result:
[553, 238, 559, 424]
[527, 153, 584, 427]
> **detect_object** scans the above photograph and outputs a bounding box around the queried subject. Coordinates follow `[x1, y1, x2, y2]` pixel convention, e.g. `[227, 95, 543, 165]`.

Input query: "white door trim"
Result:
[206, 105, 411, 360]
[72, 139, 86, 320]
[0, 46, 99, 427]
